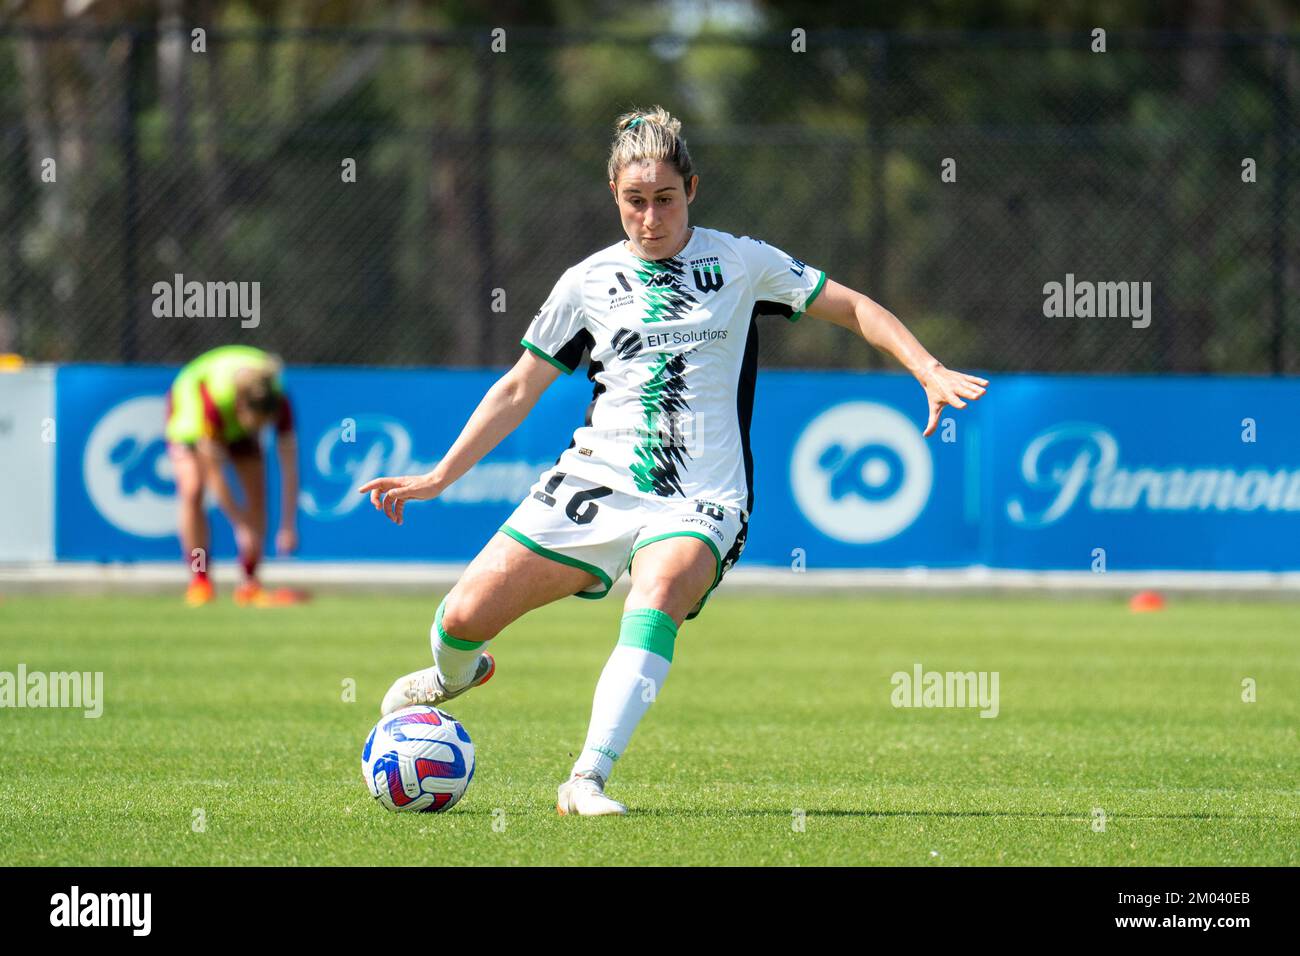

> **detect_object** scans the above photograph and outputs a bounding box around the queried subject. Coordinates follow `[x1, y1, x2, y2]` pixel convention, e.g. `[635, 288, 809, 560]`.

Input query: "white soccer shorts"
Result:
[498, 466, 749, 621]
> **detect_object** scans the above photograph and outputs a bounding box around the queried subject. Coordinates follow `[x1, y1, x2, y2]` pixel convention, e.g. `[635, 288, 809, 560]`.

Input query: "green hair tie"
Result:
[626, 117, 644, 130]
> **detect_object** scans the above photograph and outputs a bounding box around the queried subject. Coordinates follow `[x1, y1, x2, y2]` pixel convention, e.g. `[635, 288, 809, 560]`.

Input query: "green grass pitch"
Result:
[0, 591, 1296, 866]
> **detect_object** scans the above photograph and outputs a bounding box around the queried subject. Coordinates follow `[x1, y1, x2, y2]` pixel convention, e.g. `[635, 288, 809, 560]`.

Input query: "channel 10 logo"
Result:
[789, 401, 933, 544]
[82, 395, 176, 537]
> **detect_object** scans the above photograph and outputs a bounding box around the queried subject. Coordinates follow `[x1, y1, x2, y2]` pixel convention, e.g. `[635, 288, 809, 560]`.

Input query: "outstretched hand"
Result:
[918, 363, 989, 437]
[357, 474, 441, 526]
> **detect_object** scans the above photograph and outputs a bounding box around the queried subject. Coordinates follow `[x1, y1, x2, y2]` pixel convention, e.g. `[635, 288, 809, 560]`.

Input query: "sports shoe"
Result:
[233, 581, 268, 606]
[185, 578, 215, 607]
[556, 773, 627, 816]
[379, 654, 496, 716]
[266, 587, 310, 605]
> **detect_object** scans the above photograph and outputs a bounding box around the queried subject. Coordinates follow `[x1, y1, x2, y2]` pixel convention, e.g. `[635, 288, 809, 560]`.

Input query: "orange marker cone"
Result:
[1129, 590, 1165, 612]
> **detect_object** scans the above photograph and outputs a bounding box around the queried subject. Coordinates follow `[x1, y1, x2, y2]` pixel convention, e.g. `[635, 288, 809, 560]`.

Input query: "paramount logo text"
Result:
[890, 663, 1000, 718]
[1007, 424, 1300, 528]
[300, 416, 549, 517]
[0, 664, 103, 718]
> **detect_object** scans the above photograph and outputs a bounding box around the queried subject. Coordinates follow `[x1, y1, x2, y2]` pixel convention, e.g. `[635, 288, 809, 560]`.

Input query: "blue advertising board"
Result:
[980, 376, 1300, 571]
[54, 365, 1300, 571]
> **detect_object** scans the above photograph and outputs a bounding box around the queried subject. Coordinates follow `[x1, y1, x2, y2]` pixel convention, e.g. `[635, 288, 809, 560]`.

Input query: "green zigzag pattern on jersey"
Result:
[634, 257, 695, 323]
[629, 351, 692, 497]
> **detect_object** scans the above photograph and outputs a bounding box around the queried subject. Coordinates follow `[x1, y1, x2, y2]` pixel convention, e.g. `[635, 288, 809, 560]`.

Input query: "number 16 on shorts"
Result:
[532, 471, 614, 525]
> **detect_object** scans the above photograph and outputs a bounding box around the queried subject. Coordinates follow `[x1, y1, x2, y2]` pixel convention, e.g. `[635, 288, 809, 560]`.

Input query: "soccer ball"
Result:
[362, 705, 476, 812]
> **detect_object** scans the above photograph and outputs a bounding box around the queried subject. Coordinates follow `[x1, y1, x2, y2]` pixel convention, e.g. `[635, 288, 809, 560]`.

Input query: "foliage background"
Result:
[1, 0, 1296, 372]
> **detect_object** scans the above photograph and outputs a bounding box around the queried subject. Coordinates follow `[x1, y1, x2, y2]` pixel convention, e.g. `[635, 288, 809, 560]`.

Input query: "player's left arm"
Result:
[274, 398, 299, 554]
[804, 278, 989, 437]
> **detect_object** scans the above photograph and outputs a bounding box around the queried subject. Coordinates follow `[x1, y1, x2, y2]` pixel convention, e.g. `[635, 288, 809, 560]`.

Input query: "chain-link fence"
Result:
[1, 26, 1296, 372]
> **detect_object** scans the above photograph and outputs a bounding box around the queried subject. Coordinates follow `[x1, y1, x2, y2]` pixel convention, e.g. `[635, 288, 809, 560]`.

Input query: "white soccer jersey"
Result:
[521, 226, 827, 516]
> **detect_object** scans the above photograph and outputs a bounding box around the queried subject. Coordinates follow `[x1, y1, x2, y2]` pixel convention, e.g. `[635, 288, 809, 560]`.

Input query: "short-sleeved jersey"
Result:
[165, 345, 293, 446]
[521, 226, 827, 516]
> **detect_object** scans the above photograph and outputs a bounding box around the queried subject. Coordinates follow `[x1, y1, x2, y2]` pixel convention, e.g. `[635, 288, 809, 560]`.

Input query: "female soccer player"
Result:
[360, 107, 988, 815]
[165, 344, 300, 606]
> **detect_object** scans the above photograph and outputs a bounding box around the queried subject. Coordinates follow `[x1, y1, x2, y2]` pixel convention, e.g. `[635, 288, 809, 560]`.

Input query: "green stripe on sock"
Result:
[618, 607, 679, 663]
[435, 597, 485, 651]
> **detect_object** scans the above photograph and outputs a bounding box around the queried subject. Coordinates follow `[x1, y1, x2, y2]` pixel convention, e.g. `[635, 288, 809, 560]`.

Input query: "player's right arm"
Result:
[363, 265, 588, 525]
[359, 350, 561, 525]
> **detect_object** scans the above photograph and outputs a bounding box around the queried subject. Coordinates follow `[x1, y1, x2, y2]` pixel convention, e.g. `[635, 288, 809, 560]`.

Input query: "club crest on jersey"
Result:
[690, 256, 725, 293]
[694, 499, 727, 521]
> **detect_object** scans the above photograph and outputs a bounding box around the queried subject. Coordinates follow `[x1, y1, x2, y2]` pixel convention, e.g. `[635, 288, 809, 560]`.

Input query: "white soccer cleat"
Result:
[379, 654, 496, 716]
[556, 774, 627, 816]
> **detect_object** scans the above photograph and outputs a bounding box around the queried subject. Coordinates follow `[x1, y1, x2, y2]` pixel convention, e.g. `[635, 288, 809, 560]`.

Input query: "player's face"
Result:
[611, 161, 698, 260]
[234, 398, 270, 433]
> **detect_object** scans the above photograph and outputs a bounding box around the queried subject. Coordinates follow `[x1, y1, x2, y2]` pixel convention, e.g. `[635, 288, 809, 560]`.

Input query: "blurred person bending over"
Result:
[164, 345, 300, 606]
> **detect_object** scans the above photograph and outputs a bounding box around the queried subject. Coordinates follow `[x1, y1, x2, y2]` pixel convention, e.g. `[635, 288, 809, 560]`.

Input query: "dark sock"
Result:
[240, 553, 259, 582]
[192, 568, 209, 583]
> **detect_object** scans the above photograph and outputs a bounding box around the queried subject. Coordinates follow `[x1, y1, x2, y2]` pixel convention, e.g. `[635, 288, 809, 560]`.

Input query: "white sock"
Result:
[431, 597, 489, 688]
[571, 608, 678, 785]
